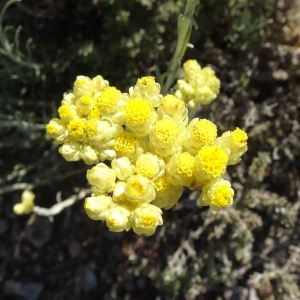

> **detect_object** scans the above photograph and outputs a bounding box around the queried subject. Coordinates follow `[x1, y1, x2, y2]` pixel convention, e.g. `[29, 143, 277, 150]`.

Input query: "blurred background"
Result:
[0, 0, 300, 299]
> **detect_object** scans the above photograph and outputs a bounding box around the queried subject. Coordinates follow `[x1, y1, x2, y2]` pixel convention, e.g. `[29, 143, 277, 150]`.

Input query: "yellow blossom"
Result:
[194, 145, 228, 188]
[149, 118, 183, 158]
[88, 106, 101, 120]
[67, 119, 86, 141]
[157, 94, 188, 126]
[58, 104, 77, 120]
[84, 195, 113, 220]
[46, 118, 66, 142]
[129, 76, 162, 107]
[199, 178, 234, 211]
[215, 127, 248, 165]
[166, 152, 195, 186]
[183, 118, 217, 155]
[114, 131, 144, 160]
[152, 174, 183, 209]
[80, 144, 99, 165]
[134, 153, 165, 180]
[131, 203, 163, 235]
[125, 174, 156, 204]
[58, 141, 81, 161]
[106, 204, 131, 232]
[124, 97, 157, 136]
[73, 75, 94, 97]
[87, 163, 116, 194]
[111, 157, 134, 181]
[97, 86, 121, 111]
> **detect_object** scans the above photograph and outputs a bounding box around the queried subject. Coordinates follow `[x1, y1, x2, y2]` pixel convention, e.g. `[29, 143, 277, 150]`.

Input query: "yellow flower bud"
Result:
[134, 153, 165, 180]
[131, 203, 163, 236]
[112, 182, 127, 204]
[194, 85, 216, 105]
[89, 120, 123, 147]
[157, 94, 188, 126]
[87, 163, 116, 194]
[183, 59, 202, 80]
[61, 92, 76, 106]
[176, 80, 195, 101]
[129, 76, 162, 107]
[106, 204, 131, 232]
[84, 195, 113, 220]
[97, 149, 117, 161]
[92, 75, 109, 93]
[152, 174, 183, 209]
[13, 203, 26, 215]
[73, 75, 94, 97]
[80, 144, 99, 165]
[111, 157, 134, 181]
[76, 95, 94, 116]
[21, 190, 35, 213]
[175, 59, 220, 107]
[13, 190, 35, 215]
[58, 141, 81, 161]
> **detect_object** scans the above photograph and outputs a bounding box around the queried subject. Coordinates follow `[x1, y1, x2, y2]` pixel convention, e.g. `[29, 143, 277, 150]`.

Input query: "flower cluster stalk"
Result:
[162, 0, 200, 94]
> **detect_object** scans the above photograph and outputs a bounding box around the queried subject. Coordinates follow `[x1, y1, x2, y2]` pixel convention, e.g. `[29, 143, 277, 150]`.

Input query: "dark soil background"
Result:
[0, 0, 300, 299]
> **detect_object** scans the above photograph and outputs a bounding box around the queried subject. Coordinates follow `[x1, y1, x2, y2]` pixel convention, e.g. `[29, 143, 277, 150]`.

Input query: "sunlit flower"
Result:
[131, 203, 163, 235]
[199, 178, 234, 211]
[84, 195, 113, 220]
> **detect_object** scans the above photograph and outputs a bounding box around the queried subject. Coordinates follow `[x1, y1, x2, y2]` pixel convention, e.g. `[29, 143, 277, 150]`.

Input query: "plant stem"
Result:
[162, 0, 199, 95]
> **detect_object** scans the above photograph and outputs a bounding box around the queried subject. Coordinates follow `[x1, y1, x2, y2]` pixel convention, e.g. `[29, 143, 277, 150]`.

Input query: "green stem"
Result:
[162, 0, 199, 95]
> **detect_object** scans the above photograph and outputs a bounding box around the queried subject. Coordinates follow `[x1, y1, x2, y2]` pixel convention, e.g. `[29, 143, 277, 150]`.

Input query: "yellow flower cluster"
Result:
[46, 62, 248, 235]
[175, 59, 221, 109]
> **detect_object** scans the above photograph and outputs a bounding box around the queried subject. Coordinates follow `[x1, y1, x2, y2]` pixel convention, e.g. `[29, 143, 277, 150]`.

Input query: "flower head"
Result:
[125, 174, 156, 204]
[194, 145, 228, 188]
[129, 76, 162, 107]
[97, 86, 121, 111]
[183, 118, 217, 155]
[215, 127, 248, 165]
[199, 178, 234, 211]
[87, 163, 117, 194]
[84, 195, 113, 220]
[134, 153, 165, 180]
[131, 203, 163, 235]
[167, 152, 195, 186]
[152, 174, 183, 209]
[124, 97, 157, 136]
[106, 204, 131, 232]
[149, 118, 183, 157]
